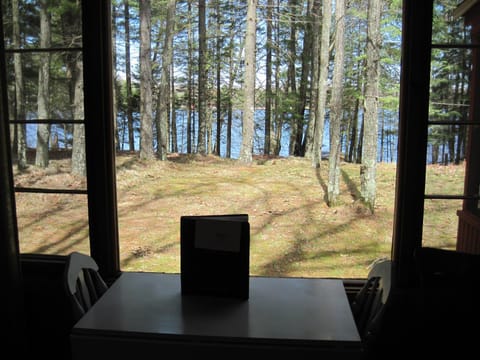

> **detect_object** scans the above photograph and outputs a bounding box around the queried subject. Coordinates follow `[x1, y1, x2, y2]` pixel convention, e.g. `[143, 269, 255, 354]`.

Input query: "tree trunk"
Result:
[264, 0, 273, 156]
[170, 65, 178, 153]
[226, 17, 243, 158]
[226, 35, 235, 159]
[124, 0, 135, 151]
[139, 0, 154, 160]
[226, 52, 233, 158]
[12, 0, 27, 170]
[312, 0, 331, 168]
[294, 1, 312, 157]
[112, 2, 120, 151]
[287, 0, 298, 156]
[35, 0, 51, 168]
[273, 0, 282, 156]
[360, 0, 382, 212]
[214, 0, 222, 157]
[197, 0, 207, 155]
[327, 0, 345, 206]
[155, 0, 176, 160]
[71, 58, 86, 176]
[187, 1, 193, 154]
[239, 0, 257, 164]
[303, 0, 321, 159]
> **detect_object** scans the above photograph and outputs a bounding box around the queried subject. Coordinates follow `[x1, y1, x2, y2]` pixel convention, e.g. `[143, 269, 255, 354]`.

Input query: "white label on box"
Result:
[194, 219, 242, 252]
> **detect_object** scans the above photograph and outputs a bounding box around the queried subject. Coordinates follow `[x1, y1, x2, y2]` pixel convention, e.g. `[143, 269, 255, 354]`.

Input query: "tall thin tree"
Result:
[214, 0, 222, 157]
[294, 1, 312, 156]
[273, 0, 282, 156]
[35, 0, 51, 168]
[327, 0, 345, 206]
[139, 0, 154, 160]
[264, 0, 273, 155]
[56, 0, 86, 176]
[12, 0, 27, 170]
[156, 0, 176, 160]
[187, 1, 194, 154]
[361, 0, 382, 212]
[112, 1, 120, 151]
[197, 0, 207, 154]
[286, 0, 298, 156]
[311, 0, 332, 168]
[239, 0, 257, 164]
[124, 0, 135, 151]
[71, 57, 86, 176]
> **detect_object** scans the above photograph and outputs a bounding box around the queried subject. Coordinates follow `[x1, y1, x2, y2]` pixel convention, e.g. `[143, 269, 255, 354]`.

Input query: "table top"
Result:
[73, 272, 361, 347]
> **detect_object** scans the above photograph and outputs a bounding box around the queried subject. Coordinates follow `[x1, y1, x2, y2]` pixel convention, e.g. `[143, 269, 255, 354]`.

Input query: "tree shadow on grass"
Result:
[314, 166, 328, 203]
[341, 168, 361, 201]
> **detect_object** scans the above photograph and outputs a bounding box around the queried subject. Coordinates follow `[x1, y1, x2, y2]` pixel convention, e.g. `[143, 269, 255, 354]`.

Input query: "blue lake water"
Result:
[25, 108, 399, 162]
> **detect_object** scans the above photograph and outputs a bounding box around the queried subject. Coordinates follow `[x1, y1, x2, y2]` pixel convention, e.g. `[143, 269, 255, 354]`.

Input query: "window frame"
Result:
[393, 0, 480, 287]
[0, 4, 26, 351]
[391, 0, 434, 287]
[1, 1, 120, 282]
[81, 0, 120, 282]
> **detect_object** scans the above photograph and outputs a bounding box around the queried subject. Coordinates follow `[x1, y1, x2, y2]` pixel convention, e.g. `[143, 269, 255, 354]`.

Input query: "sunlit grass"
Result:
[115, 155, 396, 278]
[15, 154, 463, 279]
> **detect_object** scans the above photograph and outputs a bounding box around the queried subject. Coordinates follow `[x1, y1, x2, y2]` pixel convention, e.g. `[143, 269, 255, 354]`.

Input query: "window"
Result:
[113, 0, 400, 278]
[422, 1, 479, 248]
[2, 0, 90, 255]
[392, 0, 480, 287]
[1, 0, 119, 281]
[2, 0, 479, 285]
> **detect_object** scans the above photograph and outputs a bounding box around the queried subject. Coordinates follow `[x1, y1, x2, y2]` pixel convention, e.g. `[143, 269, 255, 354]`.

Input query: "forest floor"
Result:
[14, 152, 464, 279]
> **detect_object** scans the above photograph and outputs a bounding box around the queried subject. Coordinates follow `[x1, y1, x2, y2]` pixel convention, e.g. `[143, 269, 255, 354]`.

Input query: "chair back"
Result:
[64, 251, 108, 322]
[350, 259, 392, 343]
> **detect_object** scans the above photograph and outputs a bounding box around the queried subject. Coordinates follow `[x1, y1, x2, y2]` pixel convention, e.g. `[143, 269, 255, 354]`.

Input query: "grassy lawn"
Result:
[14, 153, 463, 279]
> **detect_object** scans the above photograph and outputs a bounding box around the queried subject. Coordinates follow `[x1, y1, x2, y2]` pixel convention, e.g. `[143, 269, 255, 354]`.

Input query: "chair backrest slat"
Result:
[64, 252, 108, 323]
[350, 259, 392, 343]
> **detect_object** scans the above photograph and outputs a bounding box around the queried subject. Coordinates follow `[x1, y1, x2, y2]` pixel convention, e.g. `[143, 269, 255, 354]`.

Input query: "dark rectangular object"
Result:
[180, 214, 250, 299]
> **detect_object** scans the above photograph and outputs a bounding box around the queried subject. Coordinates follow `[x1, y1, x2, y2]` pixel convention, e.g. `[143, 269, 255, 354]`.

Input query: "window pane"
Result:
[432, 1, 472, 45]
[422, 198, 461, 249]
[426, 124, 468, 166]
[1, 0, 82, 50]
[429, 47, 471, 125]
[15, 192, 89, 255]
[5, 52, 84, 121]
[11, 122, 87, 190]
[424, 145, 465, 195]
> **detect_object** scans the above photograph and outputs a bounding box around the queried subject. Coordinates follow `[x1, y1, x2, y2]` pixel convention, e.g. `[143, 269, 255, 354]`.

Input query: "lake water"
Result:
[24, 108, 399, 162]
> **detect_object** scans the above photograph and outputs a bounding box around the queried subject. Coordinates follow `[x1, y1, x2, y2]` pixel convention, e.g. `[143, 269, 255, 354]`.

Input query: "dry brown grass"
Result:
[14, 153, 462, 279]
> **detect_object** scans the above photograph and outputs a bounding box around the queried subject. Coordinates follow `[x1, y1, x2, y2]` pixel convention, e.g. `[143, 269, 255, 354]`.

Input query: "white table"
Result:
[71, 272, 362, 358]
